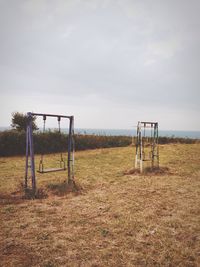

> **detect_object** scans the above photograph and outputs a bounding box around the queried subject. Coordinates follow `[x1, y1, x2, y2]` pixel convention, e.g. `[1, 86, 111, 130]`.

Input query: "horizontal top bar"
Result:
[140, 121, 158, 125]
[27, 112, 73, 119]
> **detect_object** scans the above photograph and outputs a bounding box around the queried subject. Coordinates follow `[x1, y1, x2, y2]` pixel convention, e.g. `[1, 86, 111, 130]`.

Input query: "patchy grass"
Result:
[0, 144, 200, 266]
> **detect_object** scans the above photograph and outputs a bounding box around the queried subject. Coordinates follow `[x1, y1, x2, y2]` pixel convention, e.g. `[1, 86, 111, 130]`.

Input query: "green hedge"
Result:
[0, 130, 199, 157]
[0, 130, 132, 156]
[0, 130, 26, 156]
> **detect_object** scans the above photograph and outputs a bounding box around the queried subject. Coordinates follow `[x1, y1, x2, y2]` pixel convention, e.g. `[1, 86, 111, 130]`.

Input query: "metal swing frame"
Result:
[25, 112, 75, 193]
[135, 121, 159, 173]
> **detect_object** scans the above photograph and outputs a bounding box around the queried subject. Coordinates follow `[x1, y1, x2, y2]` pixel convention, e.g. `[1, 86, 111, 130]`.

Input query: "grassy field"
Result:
[0, 144, 200, 266]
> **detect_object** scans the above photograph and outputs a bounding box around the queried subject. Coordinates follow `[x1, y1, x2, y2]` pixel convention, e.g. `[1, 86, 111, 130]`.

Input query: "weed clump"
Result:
[24, 188, 48, 199]
[143, 166, 170, 175]
[47, 180, 81, 196]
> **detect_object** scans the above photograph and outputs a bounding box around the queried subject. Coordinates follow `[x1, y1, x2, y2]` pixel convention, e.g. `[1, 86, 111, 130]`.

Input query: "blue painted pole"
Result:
[67, 117, 73, 184]
[25, 125, 29, 189]
[27, 112, 36, 193]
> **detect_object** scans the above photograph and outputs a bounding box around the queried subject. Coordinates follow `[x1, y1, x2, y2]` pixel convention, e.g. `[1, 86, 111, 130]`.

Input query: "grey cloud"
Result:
[0, 0, 200, 129]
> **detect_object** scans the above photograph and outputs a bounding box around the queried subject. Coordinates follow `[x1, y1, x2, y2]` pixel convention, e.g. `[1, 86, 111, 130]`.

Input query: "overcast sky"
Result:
[0, 0, 200, 130]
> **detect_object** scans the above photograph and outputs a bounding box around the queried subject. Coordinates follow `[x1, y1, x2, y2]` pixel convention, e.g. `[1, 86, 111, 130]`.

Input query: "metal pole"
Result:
[27, 113, 36, 193]
[135, 123, 139, 169]
[29, 112, 71, 119]
[25, 125, 29, 189]
[67, 116, 73, 184]
[140, 124, 143, 173]
[71, 116, 75, 179]
[156, 123, 159, 167]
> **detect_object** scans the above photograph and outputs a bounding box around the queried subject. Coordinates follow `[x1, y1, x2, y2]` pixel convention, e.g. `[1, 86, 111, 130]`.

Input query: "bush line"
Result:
[0, 130, 199, 157]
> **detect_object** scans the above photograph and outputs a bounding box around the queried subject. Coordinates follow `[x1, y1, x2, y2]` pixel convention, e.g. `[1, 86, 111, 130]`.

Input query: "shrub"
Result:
[0, 130, 199, 157]
[0, 130, 132, 156]
[11, 112, 38, 132]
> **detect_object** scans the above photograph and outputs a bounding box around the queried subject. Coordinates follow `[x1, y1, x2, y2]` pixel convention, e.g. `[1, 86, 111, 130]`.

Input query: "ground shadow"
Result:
[0, 180, 82, 204]
[124, 166, 171, 176]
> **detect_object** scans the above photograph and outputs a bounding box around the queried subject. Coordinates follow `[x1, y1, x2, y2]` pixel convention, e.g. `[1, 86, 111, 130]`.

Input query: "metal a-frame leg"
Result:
[152, 123, 159, 168]
[25, 126, 29, 189]
[25, 115, 36, 194]
[67, 116, 75, 184]
[135, 122, 143, 173]
[135, 124, 139, 169]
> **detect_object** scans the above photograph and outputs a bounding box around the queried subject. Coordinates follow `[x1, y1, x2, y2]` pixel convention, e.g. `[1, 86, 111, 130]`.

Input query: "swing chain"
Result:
[38, 115, 47, 172]
[57, 116, 66, 170]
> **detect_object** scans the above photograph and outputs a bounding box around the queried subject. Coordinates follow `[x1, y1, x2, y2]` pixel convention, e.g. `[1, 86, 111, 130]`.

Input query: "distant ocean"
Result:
[75, 128, 200, 139]
[1, 127, 200, 139]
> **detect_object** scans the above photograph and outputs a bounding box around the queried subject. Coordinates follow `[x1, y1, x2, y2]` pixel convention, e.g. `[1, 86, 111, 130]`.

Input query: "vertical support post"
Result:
[151, 122, 159, 169]
[155, 123, 159, 168]
[25, 125, 29, 189]
[150, 123, 153, 163]
[29, 117, 36, 193]
[67, 116, 73, 184]
[139, 124, 143, 173]
[71, 116, 75, 179]
[135, 123, 139, 169]
[152, 123, 155, 168]
[135, 121, 143, 172]
[24, 112, 36, 194]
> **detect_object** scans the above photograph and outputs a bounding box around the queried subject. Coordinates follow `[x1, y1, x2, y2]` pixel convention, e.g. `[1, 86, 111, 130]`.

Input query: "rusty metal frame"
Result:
[135, 121, 159, 172]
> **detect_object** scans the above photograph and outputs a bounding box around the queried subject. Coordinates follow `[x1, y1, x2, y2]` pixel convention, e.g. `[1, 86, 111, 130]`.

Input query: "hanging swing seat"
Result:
[37, 167, 66, 173]
[37, 115, 67, 174]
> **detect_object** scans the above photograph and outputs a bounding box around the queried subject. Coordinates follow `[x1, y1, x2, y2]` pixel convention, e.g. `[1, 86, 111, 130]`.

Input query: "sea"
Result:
[0, 127, 200, 139]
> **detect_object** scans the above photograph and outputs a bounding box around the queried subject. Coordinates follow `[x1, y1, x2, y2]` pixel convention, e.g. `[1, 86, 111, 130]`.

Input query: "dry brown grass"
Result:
[0, 144, 200, 266]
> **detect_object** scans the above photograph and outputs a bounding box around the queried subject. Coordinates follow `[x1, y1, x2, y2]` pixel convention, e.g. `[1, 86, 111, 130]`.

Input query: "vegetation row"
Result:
[0, 130, 199, 157]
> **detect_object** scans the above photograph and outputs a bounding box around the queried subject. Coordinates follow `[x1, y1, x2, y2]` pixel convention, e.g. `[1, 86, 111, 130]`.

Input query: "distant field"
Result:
[0, 144, 200, 266]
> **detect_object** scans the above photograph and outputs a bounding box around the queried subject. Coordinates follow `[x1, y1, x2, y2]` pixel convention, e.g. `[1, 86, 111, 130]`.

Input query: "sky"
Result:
[0, 0, 200, 130]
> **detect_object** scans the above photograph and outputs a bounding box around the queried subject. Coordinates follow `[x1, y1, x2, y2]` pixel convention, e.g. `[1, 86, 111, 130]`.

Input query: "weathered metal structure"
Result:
[135, 121, 159, 172]
[25, 112, 75, 193]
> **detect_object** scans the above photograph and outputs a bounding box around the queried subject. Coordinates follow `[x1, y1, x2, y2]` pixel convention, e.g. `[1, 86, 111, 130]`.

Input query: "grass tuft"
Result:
[124, 166, 170, 175]
[47, 180, 81, 196]
[24, 188, 48, 199]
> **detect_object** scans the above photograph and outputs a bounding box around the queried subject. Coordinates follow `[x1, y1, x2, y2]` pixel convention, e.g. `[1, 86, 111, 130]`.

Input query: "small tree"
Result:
[11, 112, 38, 131]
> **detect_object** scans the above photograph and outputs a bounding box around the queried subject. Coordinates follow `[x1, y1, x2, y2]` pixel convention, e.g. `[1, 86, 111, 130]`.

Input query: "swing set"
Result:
[25, 112, 75, 193]
[135, 121, 159, 172]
